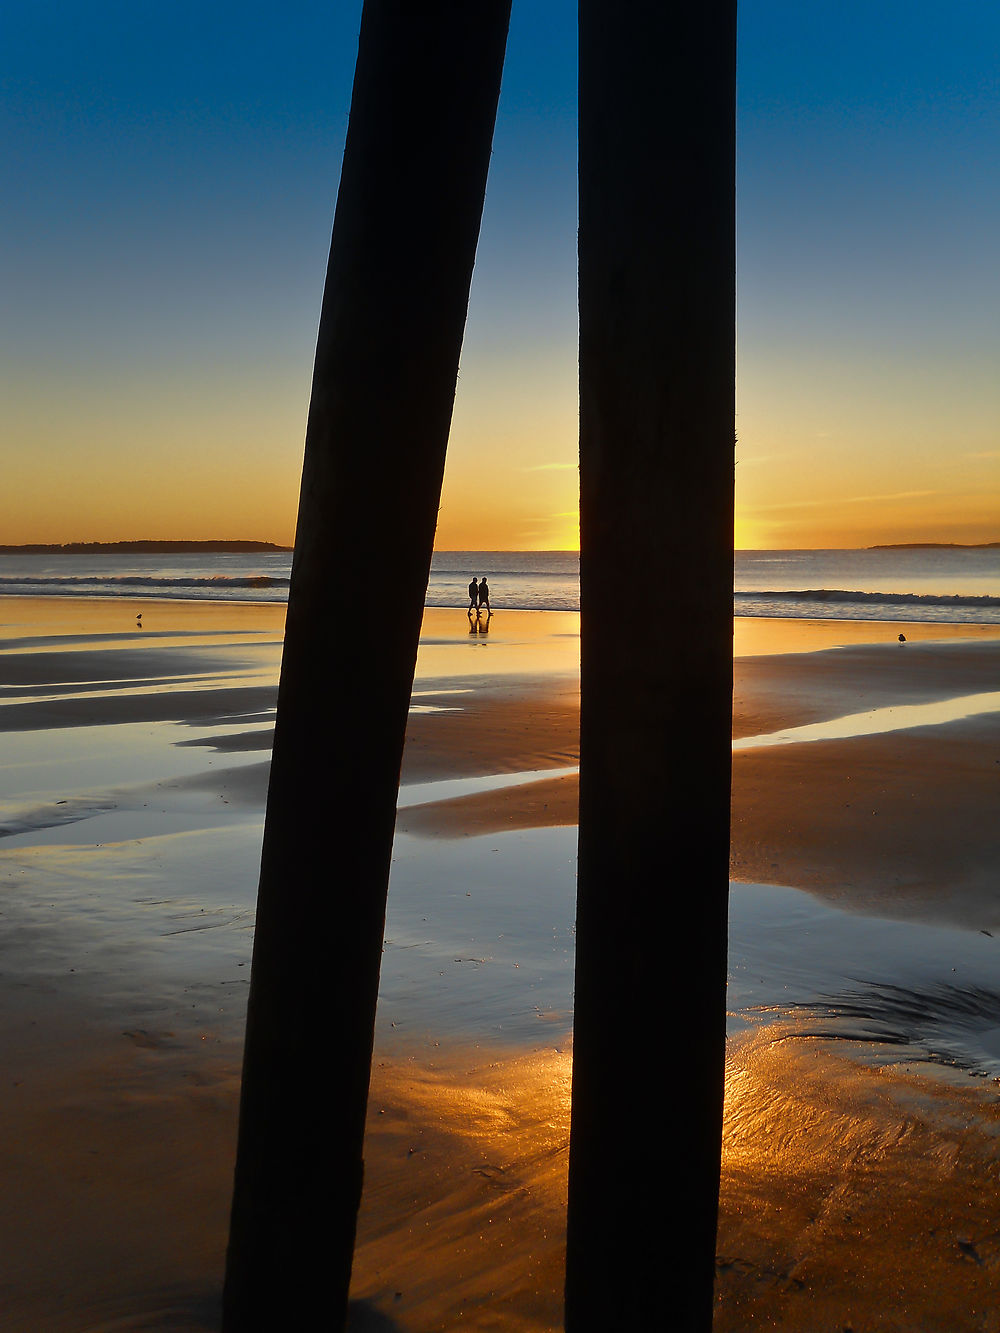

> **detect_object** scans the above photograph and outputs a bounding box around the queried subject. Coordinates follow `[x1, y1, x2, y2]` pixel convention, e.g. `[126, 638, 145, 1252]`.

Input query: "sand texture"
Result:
[1, 597, 999, 1330]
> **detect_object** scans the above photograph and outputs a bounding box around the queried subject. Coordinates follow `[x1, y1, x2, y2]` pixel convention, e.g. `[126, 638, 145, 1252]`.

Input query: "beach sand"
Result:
[2, 596, 999, 1330]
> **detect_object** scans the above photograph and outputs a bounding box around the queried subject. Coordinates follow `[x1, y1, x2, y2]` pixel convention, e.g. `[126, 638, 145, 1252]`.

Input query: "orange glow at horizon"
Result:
[4, 364, 996, 551]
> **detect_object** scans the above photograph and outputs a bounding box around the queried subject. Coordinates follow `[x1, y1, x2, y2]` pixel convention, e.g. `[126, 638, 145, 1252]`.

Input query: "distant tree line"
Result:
[0, 540, 292, 554]
[869, 541, 1000, 550]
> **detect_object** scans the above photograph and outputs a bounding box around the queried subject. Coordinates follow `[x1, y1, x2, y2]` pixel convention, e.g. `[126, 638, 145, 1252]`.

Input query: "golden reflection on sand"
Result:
[5, 597, 1000, 1328]
[716, 1029, 1000, 1331]
[732, 615, 1000, 658]
[350, 1030, 1000, 1331]
[351, 1047, 572, 1331]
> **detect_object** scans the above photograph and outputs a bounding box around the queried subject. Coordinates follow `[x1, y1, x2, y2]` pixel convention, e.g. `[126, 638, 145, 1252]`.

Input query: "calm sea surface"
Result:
[0, 548, 998, 624]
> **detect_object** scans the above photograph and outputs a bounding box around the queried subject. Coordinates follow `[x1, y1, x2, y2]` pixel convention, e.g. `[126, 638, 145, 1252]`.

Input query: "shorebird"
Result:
[898, 633, 906, 643]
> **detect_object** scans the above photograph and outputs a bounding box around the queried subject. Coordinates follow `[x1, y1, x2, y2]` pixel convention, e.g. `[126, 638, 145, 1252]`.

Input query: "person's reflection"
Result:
[466, 607, 492, 635]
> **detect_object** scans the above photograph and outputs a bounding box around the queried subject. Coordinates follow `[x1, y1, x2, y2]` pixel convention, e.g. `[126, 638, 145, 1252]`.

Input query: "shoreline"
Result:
[4, 595, 997, 631]
[3, 595, 1000, 1329]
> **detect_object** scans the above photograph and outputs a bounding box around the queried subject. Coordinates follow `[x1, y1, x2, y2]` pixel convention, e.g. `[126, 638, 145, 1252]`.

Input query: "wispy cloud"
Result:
[843, 489, 936, 505]
[754, 490, 936, 513]
[966, 450, 1000, 460]
[524, 462, 577, 472]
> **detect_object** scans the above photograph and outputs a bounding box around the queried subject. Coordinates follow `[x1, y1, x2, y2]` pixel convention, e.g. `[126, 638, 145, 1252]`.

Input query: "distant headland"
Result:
[869, 542, 1000, 551]
[0, 540, 293, 555]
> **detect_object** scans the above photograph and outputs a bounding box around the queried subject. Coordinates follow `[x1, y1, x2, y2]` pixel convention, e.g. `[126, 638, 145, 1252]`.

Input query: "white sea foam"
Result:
[1, 547, 998, 622]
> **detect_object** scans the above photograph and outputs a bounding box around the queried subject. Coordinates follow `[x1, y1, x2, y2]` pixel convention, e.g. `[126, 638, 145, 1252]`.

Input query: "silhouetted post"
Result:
[222, 3, 511, 1329]
[567, 2, 736, 1330]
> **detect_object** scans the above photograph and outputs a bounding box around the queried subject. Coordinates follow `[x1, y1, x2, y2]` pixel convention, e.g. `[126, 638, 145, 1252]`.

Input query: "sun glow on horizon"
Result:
[4, 5, 998, 555]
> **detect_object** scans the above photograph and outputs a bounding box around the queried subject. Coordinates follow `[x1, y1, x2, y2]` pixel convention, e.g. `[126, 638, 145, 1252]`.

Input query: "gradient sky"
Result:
[3, 1, 998, 550]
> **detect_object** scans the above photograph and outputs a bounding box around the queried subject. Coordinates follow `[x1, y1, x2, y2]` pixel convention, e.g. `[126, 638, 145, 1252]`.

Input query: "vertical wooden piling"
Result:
[568, 2, 737, 1328]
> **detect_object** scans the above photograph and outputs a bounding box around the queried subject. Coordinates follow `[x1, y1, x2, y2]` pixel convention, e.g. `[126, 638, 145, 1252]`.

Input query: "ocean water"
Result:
[0, 547, 998, 624]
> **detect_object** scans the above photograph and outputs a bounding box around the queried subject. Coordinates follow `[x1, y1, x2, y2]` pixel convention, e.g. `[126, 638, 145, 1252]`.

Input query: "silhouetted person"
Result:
[468, 576, 479, 610]
[478, 577, 490, 610]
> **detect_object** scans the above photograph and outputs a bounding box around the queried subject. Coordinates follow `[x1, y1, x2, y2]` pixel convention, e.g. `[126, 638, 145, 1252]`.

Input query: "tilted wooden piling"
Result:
[221, 4, 511, 1327]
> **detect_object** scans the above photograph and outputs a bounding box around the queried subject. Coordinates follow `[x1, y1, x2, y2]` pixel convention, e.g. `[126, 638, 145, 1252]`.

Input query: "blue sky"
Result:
[3, 1, 998, 547]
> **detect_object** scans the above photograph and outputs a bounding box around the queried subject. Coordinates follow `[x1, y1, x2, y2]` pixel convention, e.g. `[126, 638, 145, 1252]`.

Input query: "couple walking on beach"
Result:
[468, 576, 491, 612]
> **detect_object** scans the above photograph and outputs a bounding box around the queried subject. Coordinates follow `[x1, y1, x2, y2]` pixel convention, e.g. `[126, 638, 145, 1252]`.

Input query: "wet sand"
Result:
[2, 596, 1000, 1330]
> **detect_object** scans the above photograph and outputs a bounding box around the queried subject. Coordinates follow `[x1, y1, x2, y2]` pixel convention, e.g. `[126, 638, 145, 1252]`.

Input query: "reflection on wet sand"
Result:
[734, 689, 1000, 751]
[717, 1034, 1000, 1332]
[353, 1049, 571, 1330]
[351, 1024, 1000, 1332]
[3, 600, 1000, 1329]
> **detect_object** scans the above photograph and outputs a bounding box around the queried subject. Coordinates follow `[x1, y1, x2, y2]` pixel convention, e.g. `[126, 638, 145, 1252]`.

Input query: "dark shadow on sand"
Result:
[347, 1300, 406, 1332]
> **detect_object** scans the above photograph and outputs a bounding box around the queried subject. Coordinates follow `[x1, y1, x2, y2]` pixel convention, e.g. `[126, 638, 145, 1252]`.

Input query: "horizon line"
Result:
[3, 539, 998, 555]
